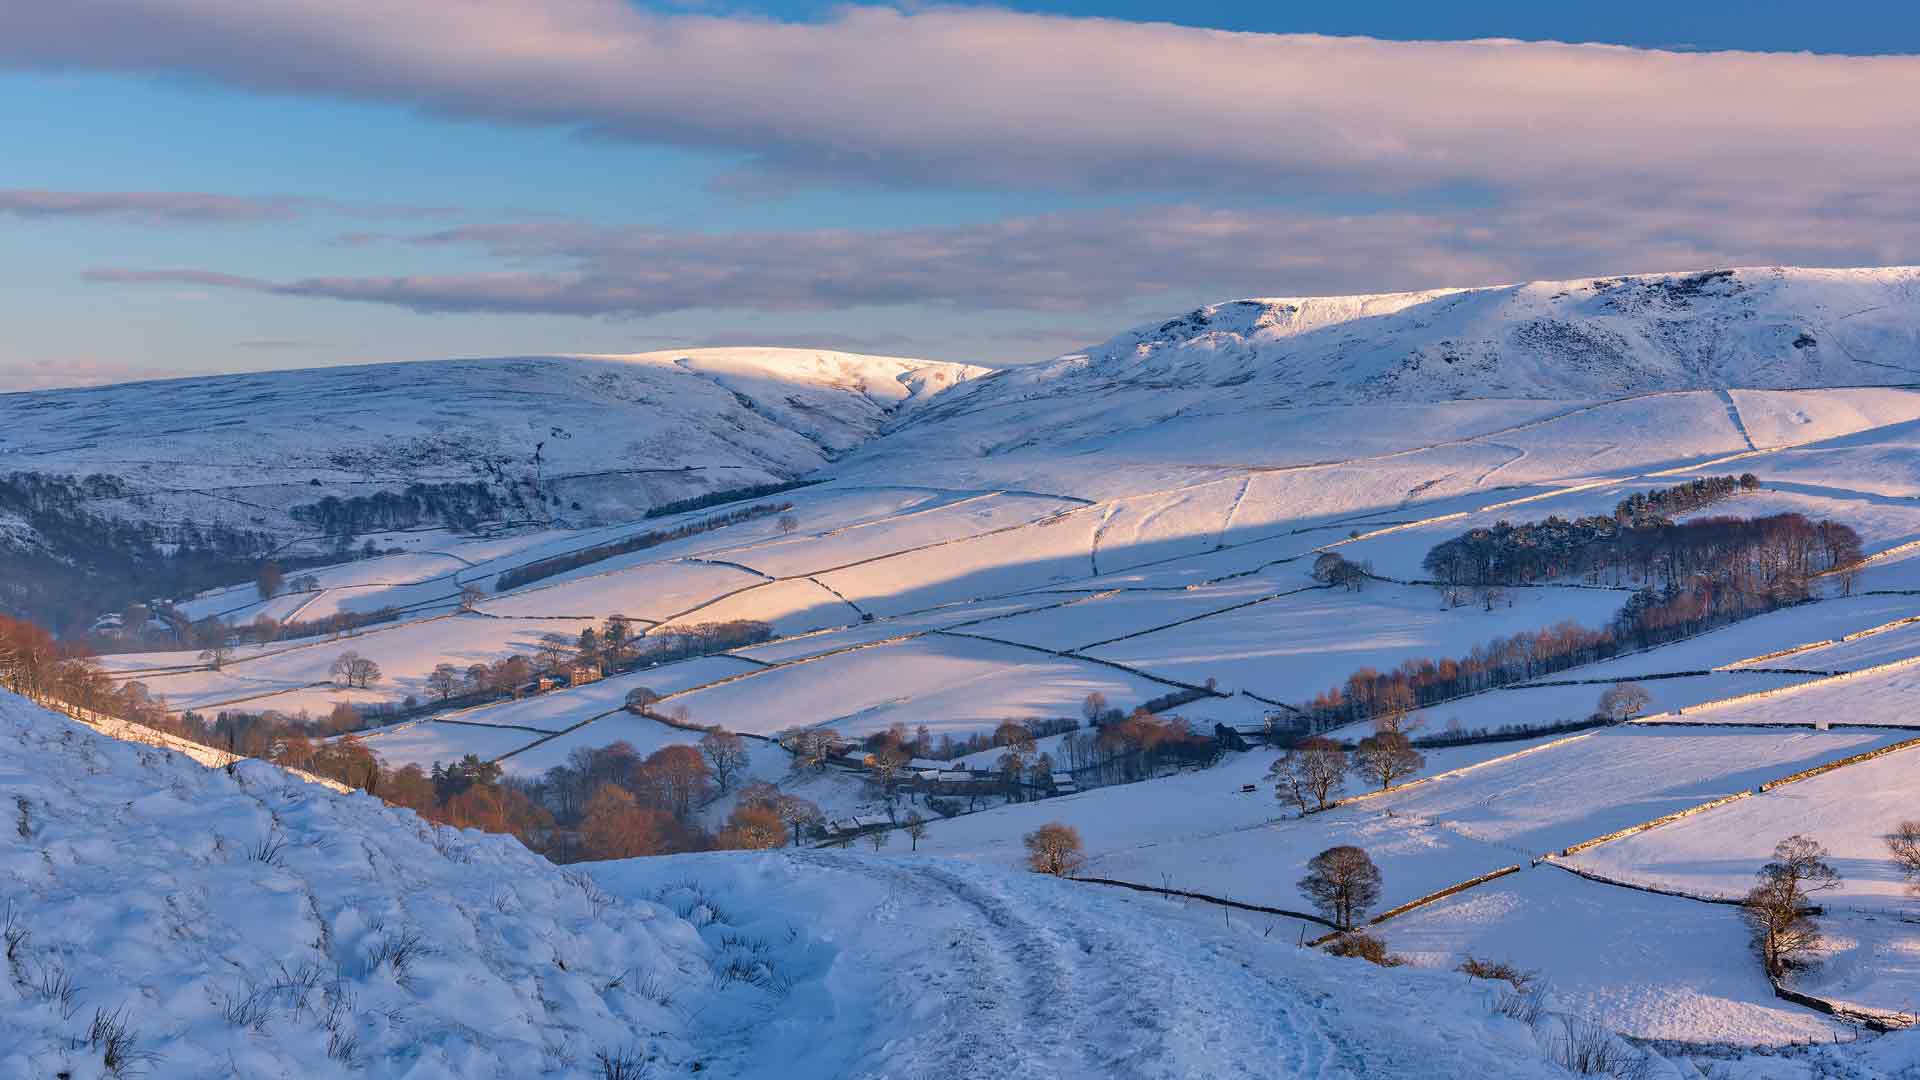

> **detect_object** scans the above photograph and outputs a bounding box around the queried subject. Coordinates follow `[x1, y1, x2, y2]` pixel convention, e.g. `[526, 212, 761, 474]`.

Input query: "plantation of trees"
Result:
[492, 501, 794, 590]
[289, 481, 506, 538]
[1306, 495, 1862, 728]
[1421, 476, 1856, 595]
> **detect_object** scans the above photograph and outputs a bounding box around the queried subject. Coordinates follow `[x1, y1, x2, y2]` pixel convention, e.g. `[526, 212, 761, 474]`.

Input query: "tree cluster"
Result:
[1424, 497, 1857, 601]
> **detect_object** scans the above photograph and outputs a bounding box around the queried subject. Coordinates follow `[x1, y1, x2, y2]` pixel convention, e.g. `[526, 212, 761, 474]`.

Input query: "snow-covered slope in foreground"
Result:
[2, 689, 1596, 1079]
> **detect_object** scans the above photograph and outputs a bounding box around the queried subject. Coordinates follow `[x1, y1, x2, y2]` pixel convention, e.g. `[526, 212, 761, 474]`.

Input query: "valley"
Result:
[10, 267, 1920, 1077]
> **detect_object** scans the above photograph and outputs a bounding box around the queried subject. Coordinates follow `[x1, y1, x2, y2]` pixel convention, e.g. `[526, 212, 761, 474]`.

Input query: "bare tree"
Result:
[773, 794, 822, 847]
[1350, 731, 1424, 790]
[457, 584, 487, 613]
[865, 828, 890, 853]
[1081, 692, 1109, 726]
[426, 663, 460, 703]
[535, 633, 573, 672]
[903, 811, 928, 851]
[1742, 834, 1842, 979]
[715, 803, 784, 850]
[699, 728, 751, 793]
[1371, 683, 1417, 735]
[623, 687, 661, 714]
[1269, 737, 1349, 813]
[1311, 551, 1369, 591]
[1596, 682, 1652, 722]
[1300, 845, 1382, 930]
[1023, 822, 1085, 876]
[1888, 821, 1920, 894]
[777, 513, 800, 536]
[256, 561, 284, 601]
[601, 613, 632, 662]
[197, 622, 234, 670]
[330, 651, 381, 689]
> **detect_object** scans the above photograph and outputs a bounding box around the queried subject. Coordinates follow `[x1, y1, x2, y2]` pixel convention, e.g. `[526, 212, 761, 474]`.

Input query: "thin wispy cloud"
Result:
[0, 189, 456, 224]
[83, 194, 1920, 318]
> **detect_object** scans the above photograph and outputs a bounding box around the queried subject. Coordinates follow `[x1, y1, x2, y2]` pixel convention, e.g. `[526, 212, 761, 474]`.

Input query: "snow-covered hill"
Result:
[2, 689, 1594, 1079]
[0, 347, 984, 547]
[843, 266, 1920, 491]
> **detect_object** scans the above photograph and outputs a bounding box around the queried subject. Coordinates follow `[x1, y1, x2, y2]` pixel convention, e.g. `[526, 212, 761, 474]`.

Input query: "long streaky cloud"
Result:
[0, 189, 305, 223]
[3, 2, 1918, 198]
[0, 189, 458, 224]
[82, 196, 1920, 318]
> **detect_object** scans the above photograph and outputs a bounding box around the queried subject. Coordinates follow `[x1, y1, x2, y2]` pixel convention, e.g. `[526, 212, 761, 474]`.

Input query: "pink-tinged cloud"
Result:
[2, 2, 1917, 199]
[0, 189, 456, 224]
[0, 356, 209, 392]
[82, 197, 1920, 318]
[0, 189, 307, 223]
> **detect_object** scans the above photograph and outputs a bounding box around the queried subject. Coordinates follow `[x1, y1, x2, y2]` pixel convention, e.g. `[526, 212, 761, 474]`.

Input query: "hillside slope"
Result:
[2, 689, 1587, 1078]
[844, 266, 1920, 491]
[0, 348, 983, 624]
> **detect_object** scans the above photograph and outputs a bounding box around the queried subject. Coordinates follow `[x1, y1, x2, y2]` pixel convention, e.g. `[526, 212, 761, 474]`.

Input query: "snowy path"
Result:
[588, 851, 1567, 1080]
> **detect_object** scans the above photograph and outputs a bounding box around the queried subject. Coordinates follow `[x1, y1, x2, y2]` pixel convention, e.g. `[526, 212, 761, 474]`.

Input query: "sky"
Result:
[2, 1, 1919, 390]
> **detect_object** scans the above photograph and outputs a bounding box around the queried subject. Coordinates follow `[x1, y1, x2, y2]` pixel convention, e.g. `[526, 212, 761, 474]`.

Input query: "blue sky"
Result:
[2, 1, 1918, 388]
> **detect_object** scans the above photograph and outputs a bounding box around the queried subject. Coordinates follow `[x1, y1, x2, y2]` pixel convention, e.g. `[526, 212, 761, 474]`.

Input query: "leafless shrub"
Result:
[1322, 931, 1404, 967]
[14, 795, 28, 838]
[595, 1045, 651, 1079]
[1552, 1016, 1653, 1078]
[1458, 955, 1535, 991]
[85, 1005, 159, 1077]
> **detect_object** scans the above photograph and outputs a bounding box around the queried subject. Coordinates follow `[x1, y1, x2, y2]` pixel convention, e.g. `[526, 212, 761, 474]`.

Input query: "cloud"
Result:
[80, 194, 1920, 319]
[0, 356, 206, 392]
[0, 189, 305, 223]
[1, 2, 1916, 202]
[0, 189, 456, 224]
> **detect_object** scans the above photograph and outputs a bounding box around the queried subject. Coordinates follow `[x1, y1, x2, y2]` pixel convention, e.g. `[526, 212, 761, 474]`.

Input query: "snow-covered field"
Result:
[1565, 742, 1920, 912]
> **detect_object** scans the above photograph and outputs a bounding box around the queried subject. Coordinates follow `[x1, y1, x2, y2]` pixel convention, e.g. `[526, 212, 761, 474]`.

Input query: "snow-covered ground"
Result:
[28, 265, 1920, 1072]
[1565, 742, 1920, 913]
[7, 689, 1627, 1080]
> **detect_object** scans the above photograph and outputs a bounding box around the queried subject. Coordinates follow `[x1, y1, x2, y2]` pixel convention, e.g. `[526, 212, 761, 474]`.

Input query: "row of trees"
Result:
[1301, 619, 1649, 729]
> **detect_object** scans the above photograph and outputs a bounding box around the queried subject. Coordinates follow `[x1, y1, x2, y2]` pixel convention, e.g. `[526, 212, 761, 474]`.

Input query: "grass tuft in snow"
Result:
[83, 1004, 159, 1077]
[594, 1045, 652, 1080]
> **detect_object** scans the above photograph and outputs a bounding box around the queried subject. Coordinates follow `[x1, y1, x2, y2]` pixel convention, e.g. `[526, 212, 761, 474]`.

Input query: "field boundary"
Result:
[1307, 864, 1525, 946]
[1074, 876, 1337, 928]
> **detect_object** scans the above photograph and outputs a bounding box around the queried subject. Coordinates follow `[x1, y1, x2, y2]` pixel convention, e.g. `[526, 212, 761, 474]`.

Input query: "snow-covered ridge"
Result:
[1026, 265, 1920, 403]
[0, 347, 985, 554]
